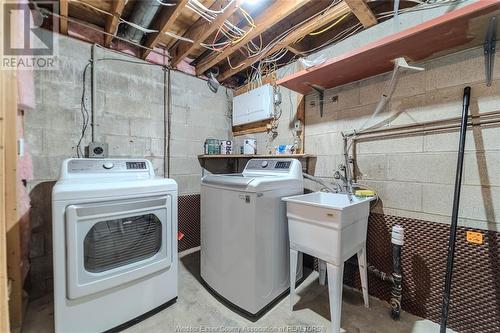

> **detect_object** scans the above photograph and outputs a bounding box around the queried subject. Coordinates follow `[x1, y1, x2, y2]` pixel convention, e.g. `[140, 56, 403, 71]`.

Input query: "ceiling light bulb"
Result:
[244, 0, 262, 5]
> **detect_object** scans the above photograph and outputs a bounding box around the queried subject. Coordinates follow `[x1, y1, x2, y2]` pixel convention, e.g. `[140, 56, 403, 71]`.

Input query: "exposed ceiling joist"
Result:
[218, 1, 351, 82]
[141, 0, 190, 59]
[344, 0, 377, 28]
[170, 0, 244, 67]
[286, 45, 306, 56]
[60, 0, 68, 35]
[195, 0, 311, 76]
[104, 0, 127, 47]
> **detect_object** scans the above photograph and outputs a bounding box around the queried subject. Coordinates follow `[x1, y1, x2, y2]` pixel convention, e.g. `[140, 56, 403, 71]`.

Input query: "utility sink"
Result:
[283, 192, 374, 265]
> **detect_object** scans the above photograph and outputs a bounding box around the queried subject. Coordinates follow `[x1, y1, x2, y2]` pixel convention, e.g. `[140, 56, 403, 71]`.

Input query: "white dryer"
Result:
[52, 158, 177, 332]
[201, 158, 304, 316]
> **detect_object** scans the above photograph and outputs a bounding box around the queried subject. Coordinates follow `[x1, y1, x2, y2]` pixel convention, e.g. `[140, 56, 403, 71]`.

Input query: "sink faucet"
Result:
[334, 164, 349, 191]
[334, 165, 354, 203]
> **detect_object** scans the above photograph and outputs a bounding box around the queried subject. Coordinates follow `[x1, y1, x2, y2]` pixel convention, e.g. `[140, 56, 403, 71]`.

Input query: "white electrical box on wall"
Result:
[232, 84, 274, 126]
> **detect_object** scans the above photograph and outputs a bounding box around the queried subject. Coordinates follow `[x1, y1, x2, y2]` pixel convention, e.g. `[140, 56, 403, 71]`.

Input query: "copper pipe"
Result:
[352, 110, 500, 138]
[355, 117, 500, 142]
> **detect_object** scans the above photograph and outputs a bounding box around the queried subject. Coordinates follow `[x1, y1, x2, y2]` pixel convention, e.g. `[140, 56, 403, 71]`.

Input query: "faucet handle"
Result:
[334, 171, 341, 179]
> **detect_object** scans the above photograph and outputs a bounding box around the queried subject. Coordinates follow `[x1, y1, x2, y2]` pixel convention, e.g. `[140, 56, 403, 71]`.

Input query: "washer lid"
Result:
[201, 174, 257, 188]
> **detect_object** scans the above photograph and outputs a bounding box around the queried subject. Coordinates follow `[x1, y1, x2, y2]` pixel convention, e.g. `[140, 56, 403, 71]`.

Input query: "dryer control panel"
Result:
[61, 158, 155, 179]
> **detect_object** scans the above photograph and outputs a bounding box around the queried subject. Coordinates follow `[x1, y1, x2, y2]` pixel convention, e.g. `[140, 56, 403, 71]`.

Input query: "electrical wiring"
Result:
[236, 0, 344, 66]
[375, 0, 465, 19]
[227, 56, 245, 69]
[163, 31, 232, 51]
[308, 12, 350, 36]
[68, 0, 113, 17]
[164, 31, 195, 43]
[303, 23, 363, 55]
[189, 0, 236, 15]
[119, 18, 158, 33]
[70, 0, 251, 52]
[239, 7, 256, 28]
[186, 0, 248, 39]
[240, 0, 461, 84]
[156, 0, 176, 6]
[76, 61, 92, 158]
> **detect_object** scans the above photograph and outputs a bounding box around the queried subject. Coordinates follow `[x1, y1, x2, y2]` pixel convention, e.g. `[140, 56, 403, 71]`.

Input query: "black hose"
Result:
[390, 244, 402, 320]
[440, 86, 471, 332]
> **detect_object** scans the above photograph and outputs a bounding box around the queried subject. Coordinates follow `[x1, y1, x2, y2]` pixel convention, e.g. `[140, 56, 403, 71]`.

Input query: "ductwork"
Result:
[120, 0, 162, 43]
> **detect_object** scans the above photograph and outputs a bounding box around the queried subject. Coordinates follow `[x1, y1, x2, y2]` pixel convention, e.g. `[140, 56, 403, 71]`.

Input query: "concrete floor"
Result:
[22, 250, 446, 333]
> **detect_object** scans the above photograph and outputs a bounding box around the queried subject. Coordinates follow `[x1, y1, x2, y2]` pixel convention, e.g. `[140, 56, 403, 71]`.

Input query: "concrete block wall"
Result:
[26, 32, 231, 194]
[252, 1, 500, 232]
[24, 32, 231, 298]
[303, 45, 500, 232]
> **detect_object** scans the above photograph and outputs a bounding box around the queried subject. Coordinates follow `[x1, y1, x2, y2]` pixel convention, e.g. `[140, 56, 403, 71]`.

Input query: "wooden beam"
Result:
[344, 0, 377, 28]
[218, 1, 351, 82]
[104, 0, 127, 47]
[60, 0, 68, 34]
[141, 0, 190, 60]
[195, 0, 311, 76]
[170, 0, 243, 67]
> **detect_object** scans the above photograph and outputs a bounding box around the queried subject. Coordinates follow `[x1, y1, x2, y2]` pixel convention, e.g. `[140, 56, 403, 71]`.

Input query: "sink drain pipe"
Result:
[367, 225, 404, 320]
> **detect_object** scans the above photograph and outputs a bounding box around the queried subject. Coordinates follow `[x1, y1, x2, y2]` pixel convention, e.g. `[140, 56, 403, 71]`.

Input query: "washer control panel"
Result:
[245, 159, 293, 171]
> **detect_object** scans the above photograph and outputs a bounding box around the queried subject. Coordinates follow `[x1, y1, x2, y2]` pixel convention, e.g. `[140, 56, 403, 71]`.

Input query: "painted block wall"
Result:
[24, 32, 231, 298]
[304, 46, 500, 232]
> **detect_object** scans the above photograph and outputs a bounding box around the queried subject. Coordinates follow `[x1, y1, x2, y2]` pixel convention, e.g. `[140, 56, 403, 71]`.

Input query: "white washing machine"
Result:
[52, 158, 178, 333]
[201, 158, 304, 316]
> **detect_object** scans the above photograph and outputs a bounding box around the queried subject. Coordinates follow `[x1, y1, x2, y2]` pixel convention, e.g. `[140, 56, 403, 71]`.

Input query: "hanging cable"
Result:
[309, 12, 350, 36]
[156, 0, 176, 6]
[189, 0, 236, 15]
[76, 61, 92, 158]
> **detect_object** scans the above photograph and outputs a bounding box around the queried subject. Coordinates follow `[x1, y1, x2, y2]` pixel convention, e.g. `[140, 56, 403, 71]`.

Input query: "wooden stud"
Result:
[296, 96, 305, 154]
[60, 0, 68, 35]
[104, 0, 127, 47]
[232, 119, 270, 136]
[344, 0, 377, 28]
[142, 0, 190, 60]
[170, 0, 244, 67]
[4, 71, 21, 332]
[0, 2, 14, 331]
[218, 1, 351, 82]
[0, 3, 20, 325]
[195, 0, 311, 76]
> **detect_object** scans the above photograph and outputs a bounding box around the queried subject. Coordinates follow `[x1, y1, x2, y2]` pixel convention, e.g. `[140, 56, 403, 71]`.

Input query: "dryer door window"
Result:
[84, 213, 162, 273]
[65, 195, 173, 300]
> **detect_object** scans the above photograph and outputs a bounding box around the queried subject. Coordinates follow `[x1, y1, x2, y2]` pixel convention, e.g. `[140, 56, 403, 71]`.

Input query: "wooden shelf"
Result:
[277, 1, 500, 95]
[198, 154, 315, 159]
[198, 154, 317, 174]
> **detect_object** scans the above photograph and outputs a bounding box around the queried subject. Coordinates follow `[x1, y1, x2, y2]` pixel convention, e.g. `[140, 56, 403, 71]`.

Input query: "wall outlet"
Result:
[85, 142, 108, 158]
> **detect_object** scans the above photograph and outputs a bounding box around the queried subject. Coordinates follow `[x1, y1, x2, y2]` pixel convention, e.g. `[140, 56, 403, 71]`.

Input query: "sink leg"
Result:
[357, 246, 370, 308]
[327, 262, 344, 333]
[289, 249, 298, 312]
[319, 259, 327, 286]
